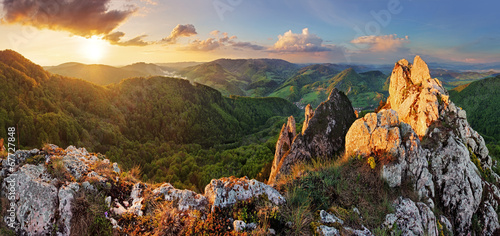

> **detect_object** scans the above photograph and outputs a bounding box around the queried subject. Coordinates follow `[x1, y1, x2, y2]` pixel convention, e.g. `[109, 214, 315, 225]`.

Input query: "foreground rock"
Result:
[268, 88, 356, 184]
[0, 145, 285, 235]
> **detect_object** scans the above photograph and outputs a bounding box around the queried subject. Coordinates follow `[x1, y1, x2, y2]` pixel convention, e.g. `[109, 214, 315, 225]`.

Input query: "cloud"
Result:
[181, 30, 264, 51]
[162, 24, 197, 44]
[271, 28, 331, 53]
[104, 31, 149, 46]
[1, 0, 137, 37]
[231, 42, 265, 50]
[182, 38, 222, 51]
[350, 34, 409, 52]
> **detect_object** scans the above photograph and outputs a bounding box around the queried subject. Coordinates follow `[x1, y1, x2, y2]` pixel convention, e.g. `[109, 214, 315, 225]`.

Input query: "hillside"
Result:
[270, 65, 388, 109]
[0, 50, 300, 190]
[179, 58, 299, 97]
[44, 62, 175, 85]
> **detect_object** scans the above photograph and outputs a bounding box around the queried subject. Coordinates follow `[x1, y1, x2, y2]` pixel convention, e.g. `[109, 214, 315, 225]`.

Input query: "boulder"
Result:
[205, 176, 285, 211]
[152, 183, 208, 211]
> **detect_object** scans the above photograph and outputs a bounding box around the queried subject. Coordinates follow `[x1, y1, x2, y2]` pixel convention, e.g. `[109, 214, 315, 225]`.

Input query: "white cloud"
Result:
[271, 28, 331, 52]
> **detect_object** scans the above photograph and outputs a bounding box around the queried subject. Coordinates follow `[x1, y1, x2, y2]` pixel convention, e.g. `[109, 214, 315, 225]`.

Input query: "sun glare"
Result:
[81, 36, 106, 62]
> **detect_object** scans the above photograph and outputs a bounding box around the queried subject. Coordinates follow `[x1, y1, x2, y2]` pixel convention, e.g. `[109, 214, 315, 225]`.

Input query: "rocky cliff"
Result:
[268, 89, 356, 184]
[345, 56, 500, 235]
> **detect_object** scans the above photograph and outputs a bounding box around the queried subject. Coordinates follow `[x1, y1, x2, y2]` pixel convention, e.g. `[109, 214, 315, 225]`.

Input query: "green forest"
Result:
[0, 50, 300, 192]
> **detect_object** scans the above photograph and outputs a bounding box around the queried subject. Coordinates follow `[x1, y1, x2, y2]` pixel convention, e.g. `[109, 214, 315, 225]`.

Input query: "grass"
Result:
[70, 190, 114, 236]
[275, 155, 417, 235]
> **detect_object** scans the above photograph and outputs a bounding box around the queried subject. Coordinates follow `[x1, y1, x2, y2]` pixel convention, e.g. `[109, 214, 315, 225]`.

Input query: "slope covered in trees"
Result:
[0, 50, 300, 191]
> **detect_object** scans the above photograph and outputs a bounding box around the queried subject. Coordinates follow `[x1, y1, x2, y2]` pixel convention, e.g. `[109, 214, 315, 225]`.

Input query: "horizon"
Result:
[0, 1, 499, 66]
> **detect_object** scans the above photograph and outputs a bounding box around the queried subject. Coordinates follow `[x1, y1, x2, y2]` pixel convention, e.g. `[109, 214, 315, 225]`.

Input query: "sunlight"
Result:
[81, 36, 106, 62]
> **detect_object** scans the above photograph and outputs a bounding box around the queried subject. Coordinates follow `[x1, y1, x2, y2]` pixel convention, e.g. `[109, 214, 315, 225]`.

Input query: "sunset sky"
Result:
[0, 0, 499, 66]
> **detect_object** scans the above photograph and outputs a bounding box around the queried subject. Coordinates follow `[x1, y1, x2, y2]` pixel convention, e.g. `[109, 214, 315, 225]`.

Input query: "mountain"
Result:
[179, 58, 299, 97]
[270, 65, 388, 109]
[44, 62, 152, 85]
[0, 50, 300, 191]
[431, 68, 498, 89]
[449, 75, 500, 146]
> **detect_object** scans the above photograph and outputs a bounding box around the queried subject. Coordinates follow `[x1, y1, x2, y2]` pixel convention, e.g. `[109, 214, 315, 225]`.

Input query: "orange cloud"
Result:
[1, 0, 137, 37]
[350, 34, 409, 52]
[104, 31, 150, 46]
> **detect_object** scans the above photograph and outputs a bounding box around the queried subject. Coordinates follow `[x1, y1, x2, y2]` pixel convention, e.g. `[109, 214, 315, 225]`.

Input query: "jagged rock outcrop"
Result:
[271, 116, 296, 179]
[386, 56, 449, 138]
[345, 56, 500, 235]
[268, 89, 356, 184]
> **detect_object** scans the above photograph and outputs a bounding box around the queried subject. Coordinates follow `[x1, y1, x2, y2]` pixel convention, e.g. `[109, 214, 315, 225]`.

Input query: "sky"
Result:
[0, 0, 499, 66]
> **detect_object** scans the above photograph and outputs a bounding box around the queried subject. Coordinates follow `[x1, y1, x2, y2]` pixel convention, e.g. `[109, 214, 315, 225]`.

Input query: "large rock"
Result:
[58, 182, 80, 235]
[345, 109, 434, 199]
[386, 55, 449, 138]
[205, 176, 285, 211]
[269, 89, 356, 184]
[270, 116, 297, 182]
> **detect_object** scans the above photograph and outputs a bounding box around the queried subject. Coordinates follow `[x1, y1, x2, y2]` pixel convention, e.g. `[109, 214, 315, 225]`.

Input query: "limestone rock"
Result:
[383, 197, 438, 236]
[317, 225, 340, 236]
[270, 116, 296, 182]
[3, 164, 58, 235]
[112, 162, 120, 174]
[269, 89, 356, 183]
[319, 210, 344, 225]
[58, 182, 80, 236]
[152, 183, 208, 211]
[386, 55, 448, 137]
[205, 176, 285, 211]
[302, 104, 314, 134]
[233, 220, 246, 232]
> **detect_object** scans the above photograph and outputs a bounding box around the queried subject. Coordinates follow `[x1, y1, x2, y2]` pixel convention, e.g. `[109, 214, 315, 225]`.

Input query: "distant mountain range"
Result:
[43, 58, 497, 111]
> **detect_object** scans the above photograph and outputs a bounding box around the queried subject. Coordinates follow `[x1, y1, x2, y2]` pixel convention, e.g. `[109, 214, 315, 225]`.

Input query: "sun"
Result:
[81, 36, 106, 62]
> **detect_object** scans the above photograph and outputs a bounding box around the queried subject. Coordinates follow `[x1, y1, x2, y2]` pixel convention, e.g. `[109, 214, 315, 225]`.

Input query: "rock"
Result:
[345, 109, 434, 199]
[152, 183, 207, 211]
[320, 210, 344, 225]
[269, 89, 356, 184]
[233, 220, 246, 232]
[246, 222, 257, 231]
[317, 225, 340, 236]
[428, 134, 482, 234]
[81, 181, 96, 191]
[386, 55, 448, 137]
[3, 164, 58, 235]
[61, 146, 99, 180]
[1, 148, 41, 176]
[383, 197, 438, 236]
[129, 183, 147, 216]
[439, 216, 452, 233]
[343, 226, 373, 236]
[105, 196, 112, 208]
[205, 176, 285, 211]
[268, 228, 276, 235]
[269, 116, 297, 183]
[87, 171, 107, 182]
[302, 104, 314, 134]
[58, 182, 80, 235]
[112, 162, 120, 174]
